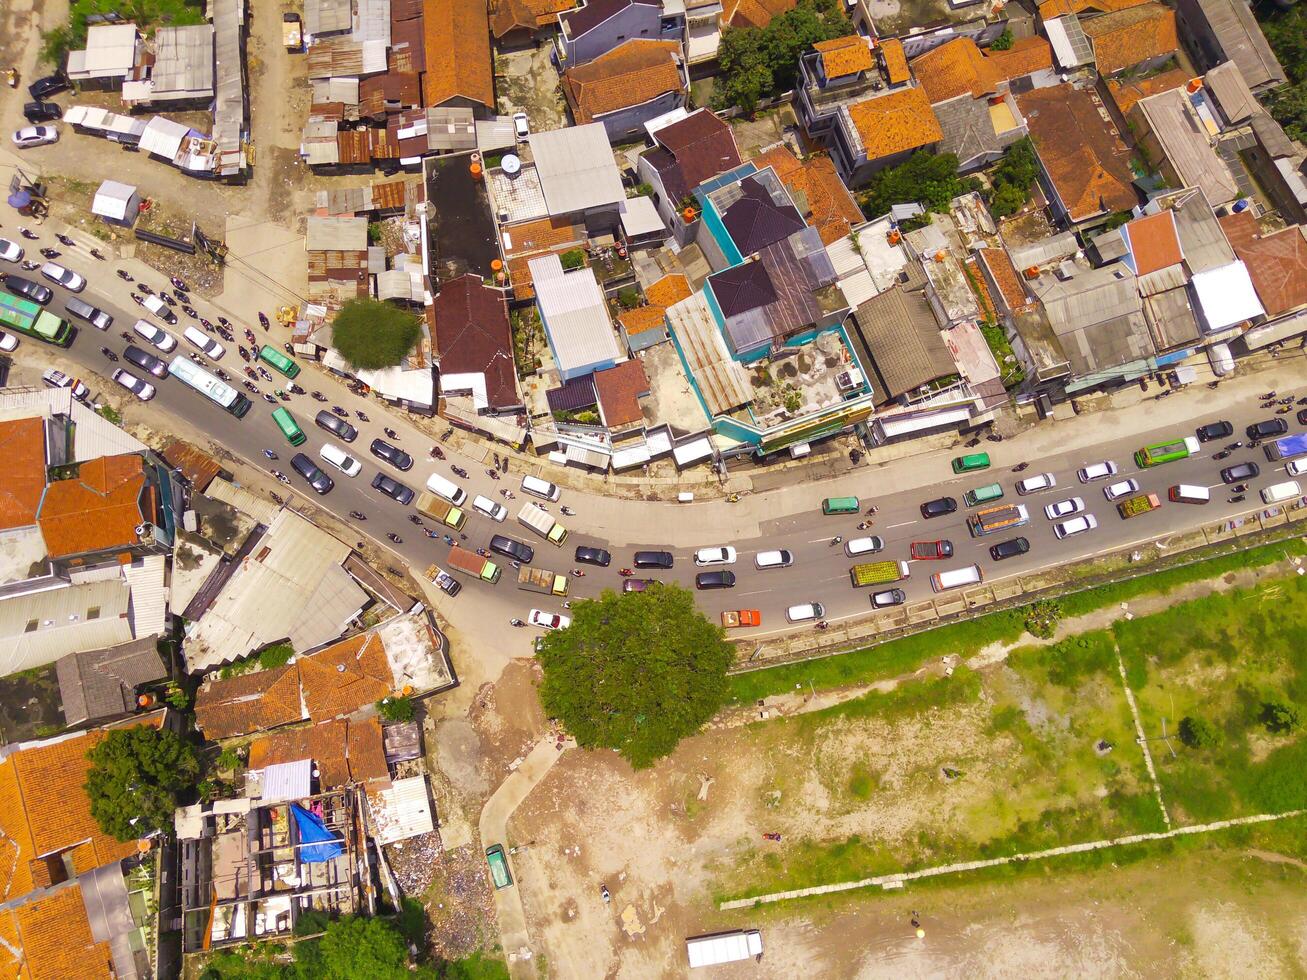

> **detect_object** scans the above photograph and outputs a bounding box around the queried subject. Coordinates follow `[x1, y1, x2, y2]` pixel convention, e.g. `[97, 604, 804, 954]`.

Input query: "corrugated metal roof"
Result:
[529, 254, 622, 376]
[306, 0, 353, 35]
[123, 554, 168, 639]
[259, 759, 313, 802]
[545, 376, 598, 412]
[528, 124, 626, 216]
[150, 25, 215, 98]
[211, 0, 247, 175]
[1203, 61, 1258, 125]
[202, 476, 281, 524]
[1136, 89, 1239, 206]
[369, 775, 434, 844]
[664, 292, 750, 417]
[0, 579, 133, 676]
[307, 215, 369, 251]
[138, 116, 190, 158]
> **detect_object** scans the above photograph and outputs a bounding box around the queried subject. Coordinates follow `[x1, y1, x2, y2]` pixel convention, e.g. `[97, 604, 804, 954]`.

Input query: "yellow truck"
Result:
[417, 491, 468, 530]
[1116, 493, 1161, 519]
[848, 560, 911, 588]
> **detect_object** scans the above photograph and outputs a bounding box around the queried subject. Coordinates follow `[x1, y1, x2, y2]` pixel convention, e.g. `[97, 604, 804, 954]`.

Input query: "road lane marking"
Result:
[737, 589, 768, 596]
[887, 520, 916, 529]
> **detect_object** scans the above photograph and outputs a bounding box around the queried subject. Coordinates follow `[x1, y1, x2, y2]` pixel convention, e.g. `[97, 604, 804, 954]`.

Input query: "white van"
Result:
[319, 443, 362, 477]
[182, 325, 226, 359]
[845, 535, 884, 557]
[426, 472, 467, 506]
[472, 494, 507, 522]
[1287, 460, 1307, 477]
[785, 601, 824, 622]
[930, 564, 983, 592]
[755, 549, 793, 569]
[520, 474, 560, 501]
[1260, 480, 1302, 505]
[1168, 484, 1210, 504]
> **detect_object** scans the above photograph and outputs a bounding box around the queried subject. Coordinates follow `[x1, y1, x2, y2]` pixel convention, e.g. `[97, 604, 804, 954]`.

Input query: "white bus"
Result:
[167, 356, 252, 417]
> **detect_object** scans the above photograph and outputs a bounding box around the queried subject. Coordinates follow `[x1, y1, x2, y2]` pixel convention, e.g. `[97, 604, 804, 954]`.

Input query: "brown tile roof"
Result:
[618, 304, 669, 336]
[347, 716, 391, 784]
[1106, 67, 1190, 116]
[910, 36, 1053, 104]
[422, 0, 493, 110]
[503, 217, 586, 256]
[644, 273, 692, 307]
[1219, 213, 1307, 317]
[724, 0, 796, 28]
[298, 633, 394, 721]
[561, 40, 683, 124]
[491, 0, 575, 36]
[1082, 4, 1177, 76]
[8, 886, 113, 980]
[37, 454, 148, 559]
[879, 38, 909, 85]
[194, 665, 303, 740]
[814, 36, 873, 80]
[0, 418, 47, 532]
[846, 88, 943, 162]
[432, 273, 519, 410]
[1123, 210, 1183, 275]
[987, 36, 1056, 79]
[161, 439, 222, 492]
[1017, 85, 1137, 222]
[645, 108, 743, 203]
[593, 358, 650, 427]
[979, 247, 1033, 312]
[1037, 0, 1149, 18]
[247, 717, 390, 790]
[754, 146, 863, 246]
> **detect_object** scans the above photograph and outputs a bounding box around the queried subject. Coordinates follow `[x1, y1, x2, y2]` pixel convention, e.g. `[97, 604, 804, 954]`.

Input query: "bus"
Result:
[822, 496, 860, 515]
[258, 345, 301, 379]
[271, 406, 307, 446]
[963, 482, 1004, 507]
[1134, 436, 1199, 468]
[966, 503, 1030, 537]
[0, 291, 73, 347]
[951, 452, 990, 474]
[167, 356, 252, 417]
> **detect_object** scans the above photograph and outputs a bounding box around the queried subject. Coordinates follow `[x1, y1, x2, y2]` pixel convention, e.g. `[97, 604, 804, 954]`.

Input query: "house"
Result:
[636, 108, 743, 243]
[432, 273, 522, 413]
[724, 0, 797, 29]
[1241, 114, 1307, 225]
[561, 39, 687, 142]
[1173, 0, 1286, 93]
[91, 180, 142, 227]
[490, 0, 580, 48]
[66, 23, 140, 88]
[593, 358, 652, 430]
[557, 0, 664, 67]
[55, 637, 168, 728]
[829, 87, 943, 185]
[750, 145, 863, 246]
[121, 24, 215, 106]
[795, 35, 912, 151]
[1080, 3, 1178, 76]
[1104, 67, 1190, 122]
[528, 123, 629, 231]
[848, 287, 958, 405]
[1016, 84, 1137, 226]
[695, 166, 806, 271]
[1202, 61, 1260, 128]
[618, 273, 691, 351]
[37, 454, 169, 563]
[1219, 211, 1307, 350]
[529, 253, 625, 381]
[422, 0, 494, 117]
[1129, 88, 1239, 208]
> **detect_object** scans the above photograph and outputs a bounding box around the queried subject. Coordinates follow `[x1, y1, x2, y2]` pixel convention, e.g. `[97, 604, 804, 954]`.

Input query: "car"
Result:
[1287, 459, 1307, 478]
[694, 546, 737, 566]
[1299, 408, 1307, 428]
[1044, 496, 1085, 520]
[633, 550, 674, 569]
[528, 608, 570, 630]
[1053, 514, 1098, 539]
[141, 294, 177, 324]
[1103, 478, 1140, 501]
[132, 319, 177, 352]
[39, 262, 85, 292]
[989, 536, 1030, 561]
[0, 331, 16, 352]
[512, 112, 530, 141]
[314, 409, 358, 442]
[0, 239, 23, 263]
[472, 494, 508, 522]
[785, 602, 825, 623]
[27, 75, 68, 100]
[42, 369, 89, 401]
[695, 570, 736, 589]
[369, 438, 413, 470]
[871, 588, 907, 608]
[430, 566, 462, 597]
[1196, 420, 1233, 442]
[622, 578, 654, 593]
[123, 345, 167, 378]
[920, 496, 957, 519]
[1015, 472, 1056, 494]
[489, 534, 534, 564]
[910, 539, 954, 560]
[1247, 418, 1288, 440]
[12, 126, 58, 149]
[1220, 461, 1260, 484]
[23, 102, 61, 124]
[755, 549, 793, 569]
[182, 326, 225, 358]
[574, 545, 611, 567]
[292, 453, 335, 494]
[65, 296, 112, 330]
[110, 369, 155, 401]
[1077, 460, 1118, 483]
[845, 536, 884, 557]
[371, 472, 415, 504]
[320, 444, 362, 477]
[4, 274, 52, 304]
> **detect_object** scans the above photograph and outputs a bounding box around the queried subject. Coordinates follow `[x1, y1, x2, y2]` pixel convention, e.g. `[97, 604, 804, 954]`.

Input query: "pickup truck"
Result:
[1116, 493, 1161, 519]
[446, 545, 501, 583]
[517, 565, 568, 596]
[423, 563, 462, 597]
[848, 560, 911, 588]
[517, 503, 568, 544]
[721, 609, 761, 628]
[416, 491, 467, 530]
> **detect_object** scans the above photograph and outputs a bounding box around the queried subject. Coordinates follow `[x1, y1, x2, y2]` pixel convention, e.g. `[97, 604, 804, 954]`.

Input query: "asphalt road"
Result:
[10, 233, 1307, 643]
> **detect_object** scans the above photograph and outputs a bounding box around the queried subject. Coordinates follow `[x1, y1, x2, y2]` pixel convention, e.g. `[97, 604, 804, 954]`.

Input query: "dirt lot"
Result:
[495, 46, 568, 135]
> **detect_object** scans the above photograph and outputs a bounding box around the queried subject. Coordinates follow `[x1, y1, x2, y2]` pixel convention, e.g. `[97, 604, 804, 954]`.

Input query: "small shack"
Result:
[92, 180, 142, 227]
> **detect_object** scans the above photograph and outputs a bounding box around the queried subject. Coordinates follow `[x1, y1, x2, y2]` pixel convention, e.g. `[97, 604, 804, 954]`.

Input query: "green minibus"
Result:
[272, 407, 307, 446]
[822, 496, 860, 515]
[963, 482, 1004, 507]
[951, 452, 991, 474]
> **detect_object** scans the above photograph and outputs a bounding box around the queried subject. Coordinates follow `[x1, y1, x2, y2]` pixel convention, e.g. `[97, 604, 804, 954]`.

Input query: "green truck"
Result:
[517, 565, 568, 596]
[1116, 493, 1161, 519]
[849, 560, 911, 588]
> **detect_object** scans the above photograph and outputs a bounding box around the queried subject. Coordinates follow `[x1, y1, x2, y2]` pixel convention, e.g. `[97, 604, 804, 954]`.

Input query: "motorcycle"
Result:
[601, 885, 610, 905]
[283, 343, 296, 356]
[259, 312, 270, 330]
[137, 283, 153, 295]
[173, 289, 189, 303]
[451, 465, 469, 479]
[1214, 449, 1232, 460]
[443, 534, 455, 546]
[311, 391, 328, 402]
[214, 368, 230, 382]
[38, 247, 59, 259]
[262, 393, 277, 405]
[487, 469, 500, 480]
[238, 346, 251, 362]
[815, 621, 830, 631]
[218, 317, 231, 328]
[1232, 483, 1248, 493]
[384, 427, 398, 439]
[408, 515, 424, 526]
[89, 248, 105, 261]
[160, 293, 176, 307]
[1228, 495, 1246, 503]
[257, 367, 273, 382]
[244, 367, 258, 380]
[349, 511, 367, 520]
[430, 446, 445, 460]
[387, 533, 403, 544]
[830, 536, 842, 546]
[20, 260, 39, 272]
[55, 234, 74, 247]
[289, 383, 305, 395]
[500, 489, 514, 499]
[19, 228, 38, 241]
[277, 390, 291, 402]
[130, 293, 144, 306]
[270, 492, 284, 506]
[182, 305, 199, 319]
[200, 318, 214, 332]
[570, 569, 586, 578]
[244, 328, 257, 345]
[116, 269, 133, 281]
[510, 618, 526, 627]
[560, 505, 575, 516]
[170, 276, 188, 291]
[263, 450, 279, 460]
[99, 347, 119, 361]
[357, 411, 370, 422]
[440, 427, 454, 442]
[617, 568, 634, 577]
[331, 405, 349, 418]
[273, 471, 291, 486]
[425, 528, 438, 538]
[242, 381, 260, 394]
[1260, 391, 1277, 400]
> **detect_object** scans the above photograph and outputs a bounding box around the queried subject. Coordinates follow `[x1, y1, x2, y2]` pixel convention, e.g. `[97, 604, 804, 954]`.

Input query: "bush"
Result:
[215, 748, 243, 772]
[1179, 715, 1221, 749]
[990, 28, 1014, 50]
[1261, 699, 1300, 734]
[377, 695, 415, 723]
[330, 298, 422, 371]
[860, 151, 967, 219]
[617, 287, 641, 309]
[986, 138, 1040, 219]
[1022, 599, 1062, 639]
[257, 642, 294, 670]
[560, 249, 586, 271]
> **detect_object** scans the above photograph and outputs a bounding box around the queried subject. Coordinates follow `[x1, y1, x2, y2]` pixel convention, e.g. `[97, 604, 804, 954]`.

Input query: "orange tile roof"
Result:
[422, 0, 493, 110]
[37, 454, 147, 559]
[754, 145, 863, 245]
[847, 88, 943, 162]
[979, 247, 1033, 312]
[1123, 210, 1182, 275]
[814, 36, 873, 80]
[593, 358, 650, 427]
[502, 216, 586, 256]
[618, 305, 670, 336]
[247, 717, 390, 790]
[561, 40, 683, 123]
[644, 273, 692, 307]
[347, 716, 390, 784]
[724, 0, 796, 28]
[194, 665, 303, 740]
[1082, 4, 1177, 76]
[1037, 0, 1149, 19]
[298, 633, 394, 721]
[10, 886, 113, 980]
[879, 38, 910, 85]
[910, 36, 1053, 104]
[0, 418, 46, 533]
[987, 36, 1056, 80]
[1106, 67, 1190, 116]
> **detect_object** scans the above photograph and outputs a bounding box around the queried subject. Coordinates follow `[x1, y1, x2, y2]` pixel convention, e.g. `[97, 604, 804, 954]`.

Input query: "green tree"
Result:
[713, 0, 852, 113]
[990, 28, 1014, 50]
[1261, 699, 1300, 734]
[317, 915, 412, 980]
[84, 727, 200, 841]
[714, 28, 773, 115]
[986, 137, 1039, 218]
[330, 299, 422, 371]
[988, 182, 1028, 220]
[859, 151, 965, 219]
[1255, 6, 1307, 141]
[258, 642, 295, 670]
[376, 695, 415, 723]
[536, 584, 733, 769]
[1178, 715, 1221, 749]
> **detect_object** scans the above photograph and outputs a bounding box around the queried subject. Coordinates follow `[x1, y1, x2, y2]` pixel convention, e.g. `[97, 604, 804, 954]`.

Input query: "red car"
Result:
[910, 539, 954, 560]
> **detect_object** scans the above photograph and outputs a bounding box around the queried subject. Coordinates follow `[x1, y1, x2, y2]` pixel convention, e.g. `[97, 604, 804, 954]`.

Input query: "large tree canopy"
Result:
[859, 150, 968, 221]
[84, 726, 200, 841]
[536, 584, 734, 769]
[331, 298, 422, 371]
[1260, 6, 1307, 143]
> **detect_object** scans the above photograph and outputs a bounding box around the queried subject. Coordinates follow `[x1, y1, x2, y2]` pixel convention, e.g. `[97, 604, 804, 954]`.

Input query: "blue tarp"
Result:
[290, 803, 344, 863]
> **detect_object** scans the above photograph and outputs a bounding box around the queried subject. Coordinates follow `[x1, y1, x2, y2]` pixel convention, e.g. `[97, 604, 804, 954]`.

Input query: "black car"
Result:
[27, 75, 68, 100]
[1220, 461, 1260, 484]
[1195, 420, 1233, 442]
[574, 545, 611, 566]
[291, 453, 334, 494]
[989, 536, 1031, 561]
[695, 570, 736, 590]
[623, 578, 655, 593]
[870, 588, 906, 608]
[633, 550, 674, 569]
[371, 473, 415, 505]
[314, 409, 358, 442]
[23, 102, 61, 124]
[369, 438, 413, 471]
[920, 496, 957, 519]
[4, 275, 52, 305]
[1298, 408, 1307, 427]
[489, 534, 534, 564]
[123, 345, 167, 378]
[1247, 418, 1288, 440]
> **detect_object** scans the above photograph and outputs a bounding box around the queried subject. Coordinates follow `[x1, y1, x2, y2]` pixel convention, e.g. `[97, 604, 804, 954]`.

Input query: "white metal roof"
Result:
[150, 24, 216, 98]
[369, 775, 435, 844]
[258, 759, 313, 802]
[74, 23, 139, 78]
[0, 578, 132, 676]
[92, 180, 137, 220]
[528, 123, 625, 216]
[1191, 260, 1265, 332]
[139, 116, 190, 158]
[619, 195, 666, 238]
[307, 215, 369, 251]
[529, 254, 622, 376]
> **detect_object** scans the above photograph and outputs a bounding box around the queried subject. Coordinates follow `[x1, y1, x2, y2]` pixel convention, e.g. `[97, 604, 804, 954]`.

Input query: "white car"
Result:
[0, 238, 23, 263]
[513, 111, 530, 141]
[41, 368, 89, 400]
[1288, 459, 1307, 477]
[527, 608, 570, 630]
[473, 494, 508, 522]
[132, 318, 177, 352]
[1016, 472, 1056, 494]
[12, 126, 58, 148]
[0, 330, 17, 352]
[1078, 460, 1118, 483]
[111, 369, 156, 401]
[1044, 496, 1084, 520]
[39, 262, 85, 292]
[320, 443, 362, 477]
[785, 601, 825, 623]
[1054, 514, 1098, 539]
[694, 546, 737, 566]
[1103, 478, 1140, 501]
[845, 535, 884, 557]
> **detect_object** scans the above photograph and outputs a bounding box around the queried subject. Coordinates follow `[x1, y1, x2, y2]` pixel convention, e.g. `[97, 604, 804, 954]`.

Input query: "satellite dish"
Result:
[502, 154, 521, 177]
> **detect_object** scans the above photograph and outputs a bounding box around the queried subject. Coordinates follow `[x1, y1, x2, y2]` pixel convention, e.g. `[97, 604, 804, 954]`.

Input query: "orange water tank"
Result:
[491, 258, 503, 271]
[470, 161, 483, 179]
[887, 229, 902, 244]
[682, 206, 697, 222]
